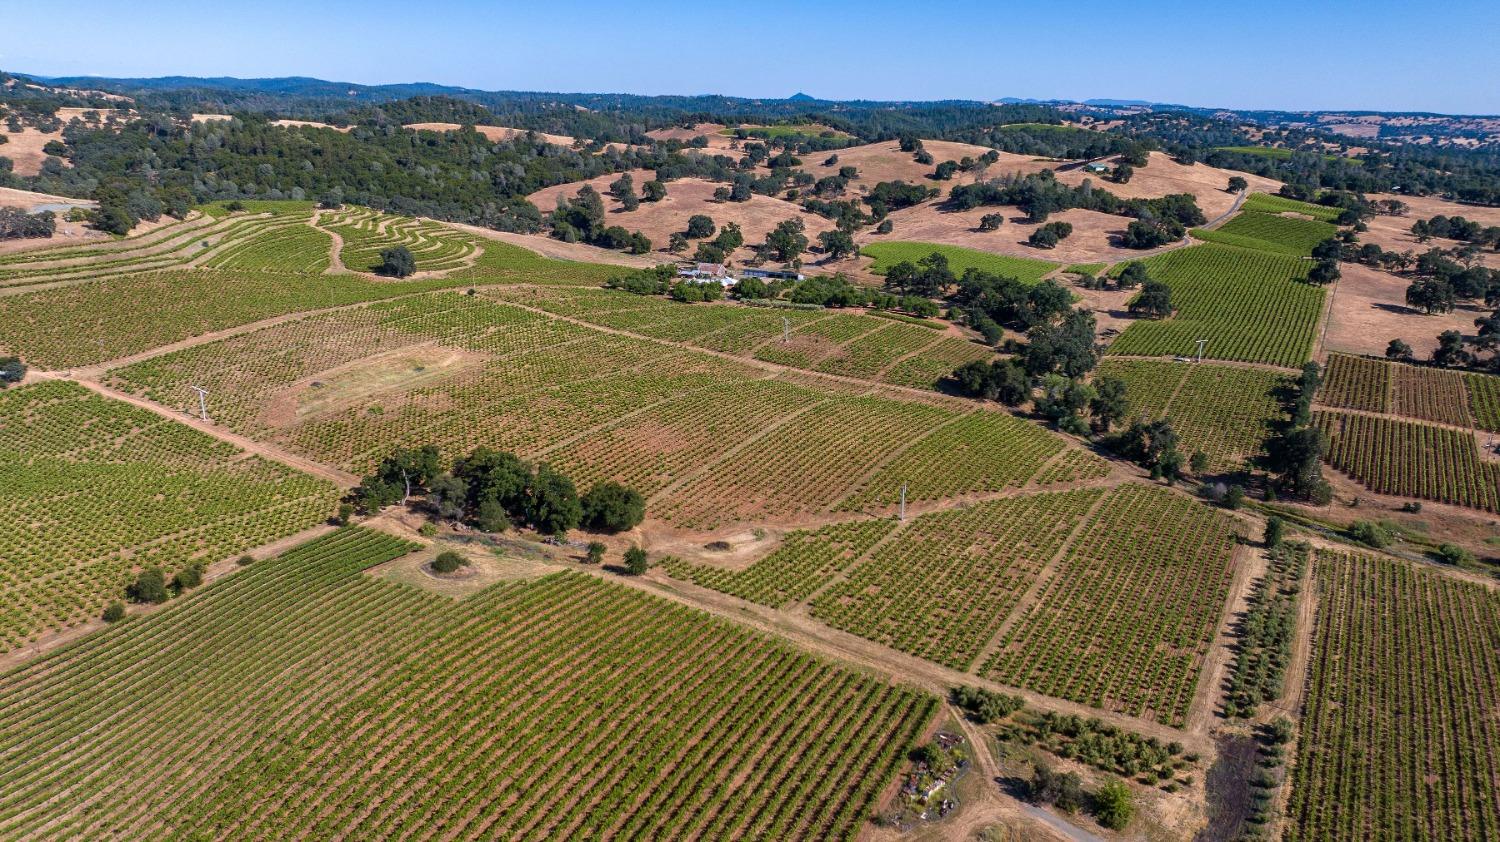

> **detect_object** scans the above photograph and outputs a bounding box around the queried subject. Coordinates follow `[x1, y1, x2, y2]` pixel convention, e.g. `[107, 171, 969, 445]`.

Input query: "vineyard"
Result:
[1105, 243, 1323, 368]
[837, 409, 1108, 511]
[660, 519, 897, 608]
[0, 207, 321, 290]
[317, 207, 482, 274]
[1192, 209, 1337, 257]
[860, 241, 1056, 285]
[1320, 353, 1500, 431]
[485, 285, 997, 389]
[1315, 409, 1500, 512]
[1286, 550, 1500, 841]
[1239, 192, 1345, 223]
[0, 381, 337, 652]
[1097, 358, 1289, 471]
[984, 484, 1241, 726]
[0, 529, 936, 840]
[813, 489, 1104, 671]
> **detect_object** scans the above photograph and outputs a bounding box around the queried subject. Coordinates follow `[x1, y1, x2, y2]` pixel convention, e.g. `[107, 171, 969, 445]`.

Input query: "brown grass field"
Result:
[403, 122, 578, 147]
[528, 171, 836, 265]
[1318, 261, 1482, 359]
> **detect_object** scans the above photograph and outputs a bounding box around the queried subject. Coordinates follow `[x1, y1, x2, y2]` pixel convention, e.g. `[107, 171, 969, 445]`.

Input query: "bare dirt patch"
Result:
[528, 173, 836, 265]
[368, 536, 563, 598]
[1319, 262, 1480, 359]
[259, 345, 489, 428]
[271, 119, 351, 132]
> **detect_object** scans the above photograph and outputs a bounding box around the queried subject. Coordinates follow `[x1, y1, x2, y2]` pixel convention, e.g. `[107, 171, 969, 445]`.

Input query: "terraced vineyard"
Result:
[1097, 358, 1288, 470]
[813, 489, 1104, 670]
[0, 380, 337, 651]
[1287, 550, 1500, 841]
[861, 241, 1057, 284]
[1315, 410, 1500, 511]
[984, 484, 1241, 726]
[318, 207, 481, 274]
[1193, 209, 1337, 257]
[0, 529, 936, 841]
[1105, 243, 1322, 368]
[0, 208, 319, 289]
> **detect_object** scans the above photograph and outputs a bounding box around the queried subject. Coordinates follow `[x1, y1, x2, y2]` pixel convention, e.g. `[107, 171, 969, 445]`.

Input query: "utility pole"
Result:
[190, 385, 209, 422]
[899, 483, 907, 522]
[1194, 339, 1207, 363]
[782, 316, 791, 343]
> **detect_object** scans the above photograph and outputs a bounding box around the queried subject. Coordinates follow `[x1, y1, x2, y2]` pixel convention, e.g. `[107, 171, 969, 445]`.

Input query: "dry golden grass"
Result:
[527, 171, 836, 264]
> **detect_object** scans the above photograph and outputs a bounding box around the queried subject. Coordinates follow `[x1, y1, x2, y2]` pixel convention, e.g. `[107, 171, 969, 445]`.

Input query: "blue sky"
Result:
[5, 0, 1498, 114]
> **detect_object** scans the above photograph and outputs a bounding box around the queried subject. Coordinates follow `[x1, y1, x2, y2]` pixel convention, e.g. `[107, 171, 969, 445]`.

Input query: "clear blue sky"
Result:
[5, 0, 1498, 114]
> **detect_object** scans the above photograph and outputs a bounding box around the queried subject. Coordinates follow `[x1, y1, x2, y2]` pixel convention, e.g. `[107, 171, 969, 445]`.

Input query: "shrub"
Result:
[624, 546, 649, 575]
[586, 541, 606, 564]
[1436, 543, 1476, 567]
[126, 568, 170, 604]
[336, 502, 354, 526]
[237, 554, 255, 566]
[1347, 520, 1391, 549]
[102, 601, 126, 623]
[1093, 779, 1134, 830]
[475, 499, 511, 533]
[172, 563, 205, 592]
[431, 551, 468, 574]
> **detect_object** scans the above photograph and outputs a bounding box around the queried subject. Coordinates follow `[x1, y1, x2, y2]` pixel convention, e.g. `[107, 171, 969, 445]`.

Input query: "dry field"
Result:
[1052, 152, 1281, 219]
[799, 139, 1021, 197]
[528, 172, 836, 265]
[1318, 262, 1482, 359]
[0, 127, 63, 176]
[0, 187, 105, 255]
[403, 121, 578, 147]
[866, 205, 1140, 266]
[1359, 192, 1500, 271]
[270, 119, 351, 132]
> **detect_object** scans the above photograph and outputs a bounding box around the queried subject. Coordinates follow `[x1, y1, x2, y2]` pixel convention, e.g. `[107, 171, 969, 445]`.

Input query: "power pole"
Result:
[899, 483, 907, 522]
[1194, 339, 1207, 363]
[190, 385, 209, 422]
[782, 316, 791, 343]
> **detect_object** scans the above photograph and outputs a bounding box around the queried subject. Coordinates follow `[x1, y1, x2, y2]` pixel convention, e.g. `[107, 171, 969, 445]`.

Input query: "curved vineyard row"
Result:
[318, 207, 480, 274]
[0, 528, 936, 840]
[1315, 410, 1500, 512]
[0, 381, 337, 652]
[1286, 550, 1500, 841]
[1105, 244, 1322, 368]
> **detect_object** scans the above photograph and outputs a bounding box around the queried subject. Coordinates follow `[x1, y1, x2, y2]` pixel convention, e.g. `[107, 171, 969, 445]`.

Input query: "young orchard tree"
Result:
[623, 545, 649, 575]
